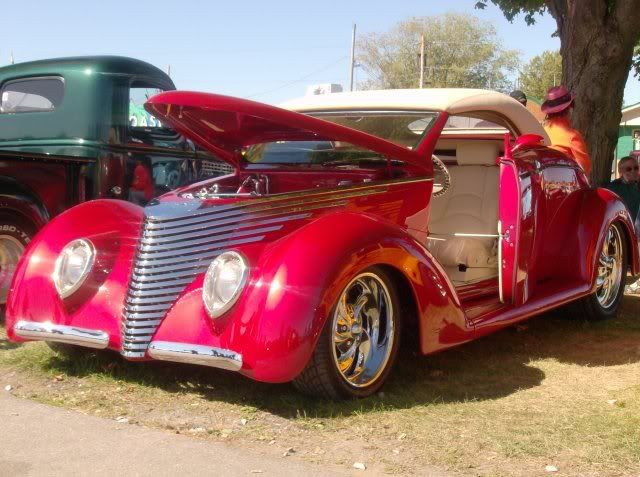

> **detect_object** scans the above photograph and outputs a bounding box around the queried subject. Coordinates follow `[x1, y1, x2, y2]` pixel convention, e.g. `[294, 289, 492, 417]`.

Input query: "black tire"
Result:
[568, 222, 627, 321]
[293, 266, 402, 400]
[0, 215, 35, 306]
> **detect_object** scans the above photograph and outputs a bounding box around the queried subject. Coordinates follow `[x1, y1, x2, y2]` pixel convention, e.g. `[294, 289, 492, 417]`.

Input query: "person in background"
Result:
[509, 90, 527, 107]
[605, 155, 640, 294]
[604, 156, 640, 222]
[542, 85, 591, 178]
[128, 158, 154, 206]
[633, 130, 640, 151]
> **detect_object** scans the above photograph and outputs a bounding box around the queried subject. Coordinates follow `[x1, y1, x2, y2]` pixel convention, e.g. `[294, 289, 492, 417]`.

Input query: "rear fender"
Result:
[579, 189, 639, 285]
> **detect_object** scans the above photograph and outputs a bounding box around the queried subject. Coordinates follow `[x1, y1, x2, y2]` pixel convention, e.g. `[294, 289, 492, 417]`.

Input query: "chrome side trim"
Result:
[14, 320, 109, 349]
[151, 176, 432, 223]
[148, 341, 242, 371]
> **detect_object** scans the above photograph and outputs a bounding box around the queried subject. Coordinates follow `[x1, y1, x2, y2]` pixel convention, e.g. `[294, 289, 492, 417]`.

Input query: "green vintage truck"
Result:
[0, 56, 231, 304]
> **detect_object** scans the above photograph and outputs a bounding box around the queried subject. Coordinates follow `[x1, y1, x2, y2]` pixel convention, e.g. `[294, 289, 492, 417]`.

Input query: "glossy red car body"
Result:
[6, 89, 639, 387]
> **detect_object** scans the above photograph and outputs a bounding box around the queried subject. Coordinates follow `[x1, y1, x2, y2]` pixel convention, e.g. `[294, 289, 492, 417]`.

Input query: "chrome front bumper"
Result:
[14, 320, 109, 349]
[148, 341, 243, 371]
[12, 321, 242, 371]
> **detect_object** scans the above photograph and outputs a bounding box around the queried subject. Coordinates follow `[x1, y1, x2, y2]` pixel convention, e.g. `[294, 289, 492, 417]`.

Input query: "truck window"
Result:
[0, 77, 64, 113]
[129, 85, 165, 128]
[128, 83, 187, 149]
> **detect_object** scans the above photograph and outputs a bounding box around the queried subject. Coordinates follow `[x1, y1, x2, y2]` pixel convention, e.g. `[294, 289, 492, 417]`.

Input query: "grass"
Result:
[1, 297, 640, 476]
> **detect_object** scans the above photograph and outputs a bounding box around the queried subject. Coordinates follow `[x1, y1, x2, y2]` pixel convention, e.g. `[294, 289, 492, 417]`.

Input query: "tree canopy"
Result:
[518, 50, 562, 100]
[357, 13, 519, 91]
[476, 0, 640, 185]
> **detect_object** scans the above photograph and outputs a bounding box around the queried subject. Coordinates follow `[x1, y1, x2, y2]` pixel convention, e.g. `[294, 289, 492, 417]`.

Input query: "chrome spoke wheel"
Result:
[331, 272, 394, 388]
[0, 235, 25, 304]
[596, 225, 623, 309]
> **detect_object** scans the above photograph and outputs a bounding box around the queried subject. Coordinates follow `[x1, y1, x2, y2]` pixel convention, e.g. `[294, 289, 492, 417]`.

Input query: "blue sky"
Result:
[2, 0, 639, 105]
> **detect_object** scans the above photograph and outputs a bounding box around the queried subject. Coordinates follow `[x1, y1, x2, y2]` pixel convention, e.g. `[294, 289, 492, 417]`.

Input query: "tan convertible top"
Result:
[281, 88, 549, 144]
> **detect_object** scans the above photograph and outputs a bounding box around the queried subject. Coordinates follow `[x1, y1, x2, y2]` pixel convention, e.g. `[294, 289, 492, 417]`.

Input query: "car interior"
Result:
[426, 137, 503, 287]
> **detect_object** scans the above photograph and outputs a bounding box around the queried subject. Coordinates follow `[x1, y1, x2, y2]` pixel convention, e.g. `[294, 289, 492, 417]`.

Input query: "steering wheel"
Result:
[432, 154, 451, 197]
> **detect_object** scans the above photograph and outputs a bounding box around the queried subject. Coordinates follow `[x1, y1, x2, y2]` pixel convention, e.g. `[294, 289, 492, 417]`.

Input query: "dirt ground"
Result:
[1, 296, 639, 477]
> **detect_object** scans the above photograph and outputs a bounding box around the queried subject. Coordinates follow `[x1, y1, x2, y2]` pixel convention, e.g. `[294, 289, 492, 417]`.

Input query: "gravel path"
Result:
[0, 392, 349, 477]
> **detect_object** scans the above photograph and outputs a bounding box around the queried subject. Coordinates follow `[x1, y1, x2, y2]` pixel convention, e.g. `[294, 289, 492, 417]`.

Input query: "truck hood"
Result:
[144, 91, 429, 171]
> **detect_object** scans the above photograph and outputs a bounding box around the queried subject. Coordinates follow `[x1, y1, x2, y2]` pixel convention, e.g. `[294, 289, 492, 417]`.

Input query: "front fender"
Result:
[6, 199, 143, 346]
[155, 211, 467, 383]
[252, 212, 470, 381]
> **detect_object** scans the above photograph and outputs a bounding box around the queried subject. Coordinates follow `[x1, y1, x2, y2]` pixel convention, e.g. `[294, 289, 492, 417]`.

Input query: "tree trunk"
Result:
[548, 0, 640, 185]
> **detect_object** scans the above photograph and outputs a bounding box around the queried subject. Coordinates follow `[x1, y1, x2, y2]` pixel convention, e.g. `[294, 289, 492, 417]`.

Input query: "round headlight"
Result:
[203, 251, 248, 318]
[53, 239, 95, 298]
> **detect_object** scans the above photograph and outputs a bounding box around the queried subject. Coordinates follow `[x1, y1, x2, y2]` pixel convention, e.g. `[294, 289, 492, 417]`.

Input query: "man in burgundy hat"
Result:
[542, 85, 591, 178]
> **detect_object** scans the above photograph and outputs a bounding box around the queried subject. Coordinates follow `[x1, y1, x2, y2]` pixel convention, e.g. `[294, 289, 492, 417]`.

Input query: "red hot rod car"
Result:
[6, 89, 639, 399]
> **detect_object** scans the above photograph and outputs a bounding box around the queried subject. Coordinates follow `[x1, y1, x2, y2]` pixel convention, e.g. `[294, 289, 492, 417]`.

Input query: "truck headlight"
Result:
[203, 251, 248, 318]
[53, 239, 95, 298]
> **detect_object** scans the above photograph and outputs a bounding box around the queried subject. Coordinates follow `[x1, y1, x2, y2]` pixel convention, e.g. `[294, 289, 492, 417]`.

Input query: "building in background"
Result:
[306, 83, 343, 96]
[617, 102, 640, 160]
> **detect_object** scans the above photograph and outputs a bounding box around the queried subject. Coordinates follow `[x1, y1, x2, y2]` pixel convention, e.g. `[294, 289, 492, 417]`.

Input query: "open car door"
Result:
[498, 138, 521, 305]
[498, 134, 542, 306]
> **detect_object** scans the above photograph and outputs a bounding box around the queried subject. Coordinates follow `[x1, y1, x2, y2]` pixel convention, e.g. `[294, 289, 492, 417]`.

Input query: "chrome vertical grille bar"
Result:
[120, 200, 323, 358]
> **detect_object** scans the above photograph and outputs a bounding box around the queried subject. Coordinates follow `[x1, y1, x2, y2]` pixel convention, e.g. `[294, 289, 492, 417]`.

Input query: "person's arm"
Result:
[570, 132, 591, 177]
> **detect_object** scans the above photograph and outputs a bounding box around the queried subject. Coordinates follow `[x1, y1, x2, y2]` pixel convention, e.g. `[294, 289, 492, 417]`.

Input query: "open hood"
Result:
[144, 91, 429, 171]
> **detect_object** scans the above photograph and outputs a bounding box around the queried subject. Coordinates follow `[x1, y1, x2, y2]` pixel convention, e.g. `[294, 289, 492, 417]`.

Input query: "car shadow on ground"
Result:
[3, 297, 639, 418]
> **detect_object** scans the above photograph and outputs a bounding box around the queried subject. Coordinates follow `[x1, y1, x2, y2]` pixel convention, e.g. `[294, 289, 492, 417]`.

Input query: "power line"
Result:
[245, 56, 349, 99]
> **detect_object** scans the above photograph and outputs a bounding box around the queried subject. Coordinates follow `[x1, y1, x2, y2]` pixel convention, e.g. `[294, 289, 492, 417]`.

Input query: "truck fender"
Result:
[0, 176, 50, 229]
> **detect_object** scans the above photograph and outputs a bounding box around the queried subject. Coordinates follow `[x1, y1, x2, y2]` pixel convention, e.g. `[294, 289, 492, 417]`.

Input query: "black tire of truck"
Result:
[0, 215, 35, 310]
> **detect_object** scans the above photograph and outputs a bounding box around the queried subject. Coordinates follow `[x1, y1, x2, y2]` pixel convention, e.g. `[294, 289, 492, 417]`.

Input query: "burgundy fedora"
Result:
[541, 85, 575, 114]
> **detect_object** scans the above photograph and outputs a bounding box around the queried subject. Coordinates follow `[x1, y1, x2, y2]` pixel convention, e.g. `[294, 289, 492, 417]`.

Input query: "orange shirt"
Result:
[544, 116, 591, 176]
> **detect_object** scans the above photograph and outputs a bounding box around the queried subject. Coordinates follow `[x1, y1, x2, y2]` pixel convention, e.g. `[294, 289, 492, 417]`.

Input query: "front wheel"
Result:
[294, 267, 401, 399]
[569, 222, 627, 321]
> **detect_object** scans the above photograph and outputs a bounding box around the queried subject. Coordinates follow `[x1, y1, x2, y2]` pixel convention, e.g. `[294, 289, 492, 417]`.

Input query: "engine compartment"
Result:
[180, 166, 405, 199]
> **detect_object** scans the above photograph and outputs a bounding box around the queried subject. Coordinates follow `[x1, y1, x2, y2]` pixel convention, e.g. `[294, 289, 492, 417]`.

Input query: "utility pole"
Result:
[167, 64, 171, 77]
[419, 34, 425, 88]
[349, 23, 356, 92]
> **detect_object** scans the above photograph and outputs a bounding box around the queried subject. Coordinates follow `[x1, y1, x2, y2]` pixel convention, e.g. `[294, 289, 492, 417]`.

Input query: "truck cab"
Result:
[0, 56, 232, 304]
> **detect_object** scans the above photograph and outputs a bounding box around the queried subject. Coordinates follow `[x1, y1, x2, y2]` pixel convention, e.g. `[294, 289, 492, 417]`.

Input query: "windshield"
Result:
[311, 112, 438, 147]
[243, 111, 438, 166]
[244, 140, 391, 166]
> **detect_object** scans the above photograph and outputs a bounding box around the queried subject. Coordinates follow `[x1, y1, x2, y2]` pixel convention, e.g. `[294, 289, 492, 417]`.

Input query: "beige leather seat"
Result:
[427, 141, 500, 284]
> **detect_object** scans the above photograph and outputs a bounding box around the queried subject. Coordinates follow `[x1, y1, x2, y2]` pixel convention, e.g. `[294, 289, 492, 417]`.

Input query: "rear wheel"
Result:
[0, 217, 34, 306]
[569, 222, 627, 321]
[294, 267, 401, 399]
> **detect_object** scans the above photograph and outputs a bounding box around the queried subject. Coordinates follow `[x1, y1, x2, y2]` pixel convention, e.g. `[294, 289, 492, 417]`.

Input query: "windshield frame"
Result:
[241, 110, 441, 168]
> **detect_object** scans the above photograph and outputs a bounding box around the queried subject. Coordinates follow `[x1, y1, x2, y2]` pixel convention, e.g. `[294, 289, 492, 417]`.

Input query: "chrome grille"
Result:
[120, 187, 385, 358]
